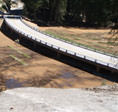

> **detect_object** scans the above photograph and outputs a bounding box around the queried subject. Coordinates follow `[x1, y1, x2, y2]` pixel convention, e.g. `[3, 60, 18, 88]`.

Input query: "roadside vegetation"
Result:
[21, 0, 118, 55]
[0, 0, 17, 12]
[40, 28, 117, 56]
[21, 0, 118, 28]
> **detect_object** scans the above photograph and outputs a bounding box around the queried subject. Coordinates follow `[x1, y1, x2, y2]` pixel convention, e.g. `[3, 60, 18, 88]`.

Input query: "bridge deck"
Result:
[4, 16, 118, 70]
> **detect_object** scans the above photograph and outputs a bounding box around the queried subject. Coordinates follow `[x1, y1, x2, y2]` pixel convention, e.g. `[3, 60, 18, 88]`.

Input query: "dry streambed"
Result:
[0, 19, 116, 92]
[0, 45, 114, 91]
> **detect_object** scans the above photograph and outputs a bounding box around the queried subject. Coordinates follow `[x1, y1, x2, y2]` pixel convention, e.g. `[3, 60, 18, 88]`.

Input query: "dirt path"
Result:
[0, 19, 115, 91]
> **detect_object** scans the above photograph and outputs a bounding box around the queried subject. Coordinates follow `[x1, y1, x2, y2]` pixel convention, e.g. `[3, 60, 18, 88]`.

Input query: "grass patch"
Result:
[101, 80, 107, 86]
[46, 31, 96, 50]
[9, 55, 28, 66]
[45, 31, 76, 43]
[44, 30, 118, 57]
[107, 41, 118, 46]
[8, 46, 31, 58]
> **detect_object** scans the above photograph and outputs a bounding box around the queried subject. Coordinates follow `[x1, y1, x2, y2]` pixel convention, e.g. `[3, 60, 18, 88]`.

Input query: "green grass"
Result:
[45, 31, 77, 43]
[107, 41, 118, 46]
[101, 80, 107, 86]
[8, 46, 31, 58]
[46, 31, 93, 48]
[44, 31, 116, 55]
[44, 30, 118, 57]
[9, 55, 28, 66]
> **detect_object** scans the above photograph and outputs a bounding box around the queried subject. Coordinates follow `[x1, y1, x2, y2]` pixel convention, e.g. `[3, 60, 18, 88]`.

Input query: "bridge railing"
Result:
[20, 17, 118, 59]
[4, 15, 118, 70]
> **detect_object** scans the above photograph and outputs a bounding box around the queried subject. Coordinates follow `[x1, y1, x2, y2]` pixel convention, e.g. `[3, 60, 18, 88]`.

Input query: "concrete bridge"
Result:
[2, 15, 118, 74]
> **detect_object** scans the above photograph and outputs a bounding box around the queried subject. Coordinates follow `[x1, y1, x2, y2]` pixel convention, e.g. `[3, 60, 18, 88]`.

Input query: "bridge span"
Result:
[2, 15, 118, 74]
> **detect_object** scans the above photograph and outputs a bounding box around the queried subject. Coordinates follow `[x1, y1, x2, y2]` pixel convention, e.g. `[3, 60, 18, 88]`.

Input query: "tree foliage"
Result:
[1, 0, 17, 12]
[21, 0, 118, 27]
[2, 0, 12, 12]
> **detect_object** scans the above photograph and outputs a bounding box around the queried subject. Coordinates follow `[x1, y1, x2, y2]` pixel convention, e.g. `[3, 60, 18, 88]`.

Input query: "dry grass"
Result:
[39, 27, 118, 56]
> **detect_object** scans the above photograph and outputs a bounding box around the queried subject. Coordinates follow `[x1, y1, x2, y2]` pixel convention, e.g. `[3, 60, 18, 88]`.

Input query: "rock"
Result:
[0, 85, 118, 112]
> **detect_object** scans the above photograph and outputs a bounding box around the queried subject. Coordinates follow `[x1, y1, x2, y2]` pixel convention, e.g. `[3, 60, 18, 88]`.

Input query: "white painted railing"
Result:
[3, 15, 118, 70]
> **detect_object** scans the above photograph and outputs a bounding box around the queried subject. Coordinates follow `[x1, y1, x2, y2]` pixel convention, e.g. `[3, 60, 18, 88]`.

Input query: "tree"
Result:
[2, 0, 12, 12]
[110, 0, 118, 51]
[65, 0, 83, 26]
[21, 0, 40, 19]
[49, 0, 67, 24]
[21, 0, 118, 27]
[21, 0, 67, 24]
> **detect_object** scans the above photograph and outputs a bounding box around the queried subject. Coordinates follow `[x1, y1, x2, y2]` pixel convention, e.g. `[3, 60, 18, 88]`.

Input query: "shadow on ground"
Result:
[1, 21, 118, 85]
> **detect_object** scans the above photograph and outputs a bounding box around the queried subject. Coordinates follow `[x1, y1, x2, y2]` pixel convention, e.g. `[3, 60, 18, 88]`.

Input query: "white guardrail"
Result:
[3, 15, 118, 70]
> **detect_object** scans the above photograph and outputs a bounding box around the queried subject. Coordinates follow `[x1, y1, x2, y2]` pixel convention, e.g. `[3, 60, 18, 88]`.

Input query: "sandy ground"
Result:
[23, 19, 110, 33]
[0, 19, 115, 91]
